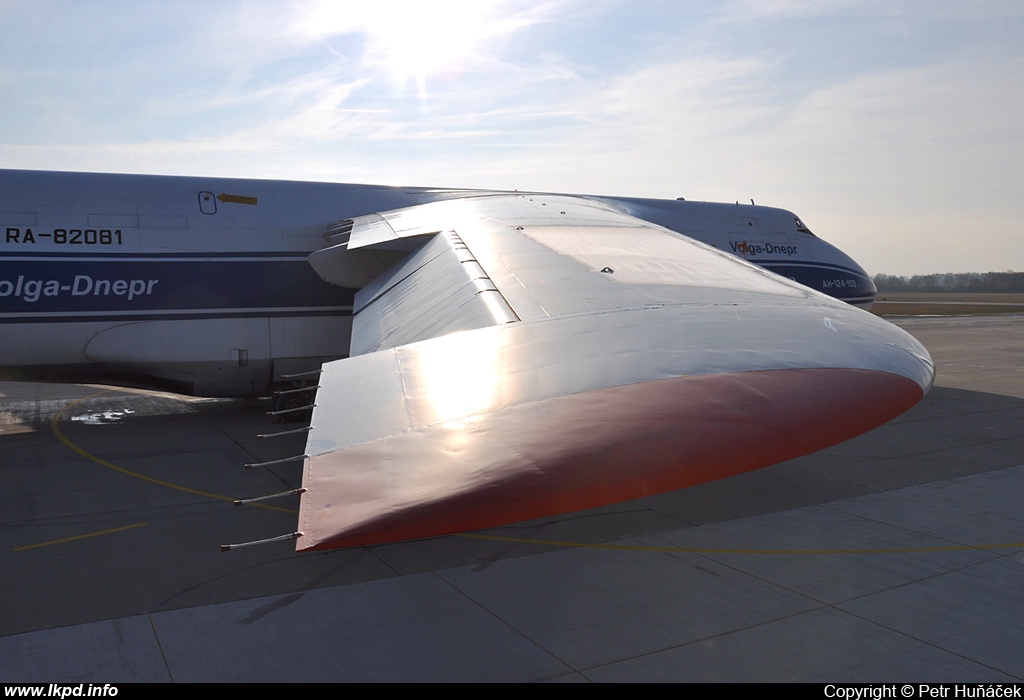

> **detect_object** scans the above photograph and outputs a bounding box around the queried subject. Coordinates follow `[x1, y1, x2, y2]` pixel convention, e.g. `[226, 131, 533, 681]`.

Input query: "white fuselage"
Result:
[0, 170, 875, 397]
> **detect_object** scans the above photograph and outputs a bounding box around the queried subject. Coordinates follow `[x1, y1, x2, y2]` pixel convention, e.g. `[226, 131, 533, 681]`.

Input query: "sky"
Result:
[1, 0, 1021, 275]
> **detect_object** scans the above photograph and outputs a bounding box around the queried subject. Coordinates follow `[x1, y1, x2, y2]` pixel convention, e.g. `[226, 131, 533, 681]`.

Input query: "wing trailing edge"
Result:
[297, 303, 932, 551]
[297, 195, 934, 550]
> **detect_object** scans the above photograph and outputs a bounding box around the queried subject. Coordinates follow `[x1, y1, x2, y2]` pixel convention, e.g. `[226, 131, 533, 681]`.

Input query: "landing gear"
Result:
[269, 382, 317, 422]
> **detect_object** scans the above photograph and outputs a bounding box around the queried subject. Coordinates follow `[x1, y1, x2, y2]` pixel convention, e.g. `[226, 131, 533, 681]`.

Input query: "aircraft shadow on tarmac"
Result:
[2, 383, 1022, 638]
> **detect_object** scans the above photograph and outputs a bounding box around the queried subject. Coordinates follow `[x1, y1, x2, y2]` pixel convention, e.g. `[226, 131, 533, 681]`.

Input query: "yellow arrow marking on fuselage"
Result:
[217, 193, 258, 205]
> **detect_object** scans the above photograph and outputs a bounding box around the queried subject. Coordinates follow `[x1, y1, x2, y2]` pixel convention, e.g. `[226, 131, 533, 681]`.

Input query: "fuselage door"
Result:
[198, 191, 217, 215]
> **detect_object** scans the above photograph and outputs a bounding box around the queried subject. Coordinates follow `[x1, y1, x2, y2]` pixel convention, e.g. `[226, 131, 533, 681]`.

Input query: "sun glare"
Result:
[299, 0, 531, 100]
[370, 3, 490, 82]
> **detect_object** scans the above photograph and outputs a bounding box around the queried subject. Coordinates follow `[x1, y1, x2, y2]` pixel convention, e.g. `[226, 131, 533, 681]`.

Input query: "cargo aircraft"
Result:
[0, 169, 933, 551]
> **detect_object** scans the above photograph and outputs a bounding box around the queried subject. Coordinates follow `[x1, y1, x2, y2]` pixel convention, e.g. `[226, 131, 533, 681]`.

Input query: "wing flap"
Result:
[296, 193, 935, 550]
[298, 300, 934, 551]
[299, 367, 922, 551]
[350, 230, 519, 355]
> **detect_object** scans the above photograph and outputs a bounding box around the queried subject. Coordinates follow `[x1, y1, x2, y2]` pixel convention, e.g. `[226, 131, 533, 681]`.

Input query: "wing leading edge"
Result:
[297, 195, 933, 551]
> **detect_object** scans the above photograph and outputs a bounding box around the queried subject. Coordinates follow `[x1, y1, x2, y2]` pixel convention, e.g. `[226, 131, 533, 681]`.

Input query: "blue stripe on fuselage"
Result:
[758, 261, 876, 304]
[0, 254, 876, 322]
[0, 253, 354, 323]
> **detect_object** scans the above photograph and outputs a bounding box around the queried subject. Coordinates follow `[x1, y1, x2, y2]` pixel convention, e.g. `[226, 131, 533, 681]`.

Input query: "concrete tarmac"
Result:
[2, 316, 1024, 681]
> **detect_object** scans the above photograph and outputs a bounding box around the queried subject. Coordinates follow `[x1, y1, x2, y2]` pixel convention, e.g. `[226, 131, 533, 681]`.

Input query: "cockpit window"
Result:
[794, 217, 815, 236]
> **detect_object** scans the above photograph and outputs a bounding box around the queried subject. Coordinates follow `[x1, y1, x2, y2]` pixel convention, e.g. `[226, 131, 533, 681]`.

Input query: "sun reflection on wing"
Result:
[418, 328, 502, 425]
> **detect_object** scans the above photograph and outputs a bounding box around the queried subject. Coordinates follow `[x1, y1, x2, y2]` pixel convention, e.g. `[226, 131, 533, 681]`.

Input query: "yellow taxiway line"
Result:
[49, 389, 298, 515]
[45, 389, 1024, 557]
[14, 523, 148, 552]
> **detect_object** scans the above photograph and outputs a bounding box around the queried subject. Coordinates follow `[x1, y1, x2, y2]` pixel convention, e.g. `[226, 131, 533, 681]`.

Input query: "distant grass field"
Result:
[871, 292, 1024, 317]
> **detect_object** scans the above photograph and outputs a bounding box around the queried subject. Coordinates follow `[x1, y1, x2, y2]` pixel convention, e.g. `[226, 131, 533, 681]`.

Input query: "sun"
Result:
[299, 0, 528, 100]
[367, 2, 492, 84]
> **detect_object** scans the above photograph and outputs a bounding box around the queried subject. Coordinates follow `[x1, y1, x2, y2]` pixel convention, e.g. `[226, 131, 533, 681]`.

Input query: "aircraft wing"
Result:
[297, 194, 933, 551]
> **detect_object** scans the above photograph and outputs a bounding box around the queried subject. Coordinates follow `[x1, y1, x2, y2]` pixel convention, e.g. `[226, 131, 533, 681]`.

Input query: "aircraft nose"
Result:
[814, 238, 878, 308]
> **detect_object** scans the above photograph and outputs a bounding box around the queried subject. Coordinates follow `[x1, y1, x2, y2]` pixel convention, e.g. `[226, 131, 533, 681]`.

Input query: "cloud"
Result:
[718, 0, 1024, 21]
[2, 1, 1022, 273]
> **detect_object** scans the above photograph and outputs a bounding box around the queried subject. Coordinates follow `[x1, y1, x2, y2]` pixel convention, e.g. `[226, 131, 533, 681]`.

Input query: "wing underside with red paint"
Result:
[297, 195, 933, 551]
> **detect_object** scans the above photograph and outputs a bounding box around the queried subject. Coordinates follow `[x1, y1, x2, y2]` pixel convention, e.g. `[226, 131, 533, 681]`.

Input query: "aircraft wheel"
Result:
[271, 383, 316, 423]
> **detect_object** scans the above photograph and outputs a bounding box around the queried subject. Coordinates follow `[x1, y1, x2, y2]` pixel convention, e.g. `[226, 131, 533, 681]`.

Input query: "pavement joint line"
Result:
[457, 532, 1024, 555]
[50, 389, 299, 515]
